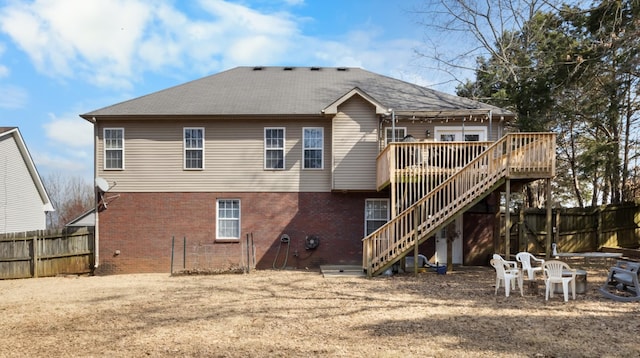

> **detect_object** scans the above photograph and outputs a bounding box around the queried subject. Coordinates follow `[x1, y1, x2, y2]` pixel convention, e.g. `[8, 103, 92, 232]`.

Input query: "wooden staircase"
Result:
[362, 133, 556, 277]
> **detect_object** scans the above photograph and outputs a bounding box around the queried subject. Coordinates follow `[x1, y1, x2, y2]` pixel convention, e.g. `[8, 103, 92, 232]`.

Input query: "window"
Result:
[184, 128, 204, 169]
[217, 199, 240, 240]
[365, 199, 389, 236]
[104, 128, 124, 170]
[384, 127, 406, 146]
[264, 128, 285, 169]
[303, 127, 323, 169]
[434, 126, 487, 142]
[440, 134, 456, 142]
[464, 134, 480, 142]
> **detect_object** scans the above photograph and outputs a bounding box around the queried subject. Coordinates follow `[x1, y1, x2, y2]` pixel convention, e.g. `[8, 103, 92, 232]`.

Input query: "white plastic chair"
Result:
[542, 260, 576, 302]
[492, 254, 518, 270]
[490, 257, 523, 297]
[516, 252, 545, 280]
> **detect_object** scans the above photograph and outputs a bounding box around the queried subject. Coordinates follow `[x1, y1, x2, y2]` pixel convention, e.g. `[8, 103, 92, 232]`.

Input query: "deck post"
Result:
[505, 179, 511, 259]
[390, 146, 397, 218]
[413, 208, 419, 275]
[518, 203, 525, 252]
[545, 178, 552, 258]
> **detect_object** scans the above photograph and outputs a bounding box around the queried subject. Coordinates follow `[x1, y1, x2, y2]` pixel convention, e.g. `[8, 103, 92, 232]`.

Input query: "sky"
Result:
[0, 0, 466, 185]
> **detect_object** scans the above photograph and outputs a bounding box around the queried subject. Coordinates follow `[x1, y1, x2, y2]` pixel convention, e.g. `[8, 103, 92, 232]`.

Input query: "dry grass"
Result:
[0, 260, 638, 357]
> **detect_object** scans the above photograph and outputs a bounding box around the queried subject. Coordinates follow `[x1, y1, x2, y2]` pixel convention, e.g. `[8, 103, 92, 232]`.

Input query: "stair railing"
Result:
[363, 133, 555, 276]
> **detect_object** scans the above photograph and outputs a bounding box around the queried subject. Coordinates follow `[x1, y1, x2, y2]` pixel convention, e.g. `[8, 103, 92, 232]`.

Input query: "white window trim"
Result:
[183, 127, 205, 170]
[433, 126, 487, 141]
[302, 127, 324, 170]
[264, 127, 285, 170]
[384, 127, 407, 145]
[216, 199, 241, 241]
[103, 127, 124, 170]
[364, 198, 390, 236]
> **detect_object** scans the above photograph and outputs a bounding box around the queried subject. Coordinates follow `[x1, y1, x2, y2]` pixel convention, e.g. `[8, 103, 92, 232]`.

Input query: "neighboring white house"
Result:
[65, 209, 95, 228]
[0, 127, 54, 233]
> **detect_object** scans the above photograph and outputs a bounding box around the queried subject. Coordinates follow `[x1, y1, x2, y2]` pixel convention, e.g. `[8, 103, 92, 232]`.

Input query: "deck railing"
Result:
[377, 141, 492, 216]
[364, 133, 556, 276]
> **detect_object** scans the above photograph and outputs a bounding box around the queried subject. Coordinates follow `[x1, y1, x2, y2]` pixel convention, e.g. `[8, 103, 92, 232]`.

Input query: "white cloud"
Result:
[0, 85, 27, 108]
[43, 114, 93, 148]
[0, 0, 434, 93]
[32, 149, 93, 181]
[34, 113, 94, 183]
[0, 0, 302, 89]
[0, 0, 152, 85]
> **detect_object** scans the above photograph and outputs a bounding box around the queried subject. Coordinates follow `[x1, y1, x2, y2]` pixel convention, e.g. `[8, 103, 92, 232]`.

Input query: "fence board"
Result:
[506, 203, 640, 255]
[0, 227, 94, 279]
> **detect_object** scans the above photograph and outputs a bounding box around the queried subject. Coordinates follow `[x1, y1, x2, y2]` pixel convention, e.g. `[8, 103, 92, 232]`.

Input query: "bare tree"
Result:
[413, 0, 561, 90]
[413, 0, 640, 207]
[43, 172, 93, 229]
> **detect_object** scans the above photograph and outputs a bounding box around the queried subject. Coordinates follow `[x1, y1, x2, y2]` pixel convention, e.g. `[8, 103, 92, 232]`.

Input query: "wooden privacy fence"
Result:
[0, 227, 94, 279]
[506, 202, 640, 254]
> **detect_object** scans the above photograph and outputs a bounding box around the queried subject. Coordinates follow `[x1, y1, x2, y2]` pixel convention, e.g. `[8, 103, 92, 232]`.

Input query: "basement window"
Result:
[217, 199, 241, 240]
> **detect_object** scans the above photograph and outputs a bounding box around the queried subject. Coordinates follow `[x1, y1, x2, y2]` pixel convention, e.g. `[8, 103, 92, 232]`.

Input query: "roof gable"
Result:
[322, 87, 387, 115]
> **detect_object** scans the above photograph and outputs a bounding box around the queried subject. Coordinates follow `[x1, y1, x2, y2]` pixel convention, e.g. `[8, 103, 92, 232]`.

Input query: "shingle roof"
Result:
[81, 66, 513, 118]
[0, 127, 17, 134]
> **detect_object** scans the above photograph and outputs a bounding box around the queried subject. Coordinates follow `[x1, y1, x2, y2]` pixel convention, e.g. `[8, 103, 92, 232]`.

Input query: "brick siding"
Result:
[95, 191, 386, 274]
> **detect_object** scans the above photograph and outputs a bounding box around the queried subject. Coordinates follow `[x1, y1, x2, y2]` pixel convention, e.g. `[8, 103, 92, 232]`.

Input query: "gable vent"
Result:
[253, 66, 264, 71]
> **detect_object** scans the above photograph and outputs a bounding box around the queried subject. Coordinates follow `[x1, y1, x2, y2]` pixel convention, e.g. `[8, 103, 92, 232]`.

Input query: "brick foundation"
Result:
[95, 191, 385, 274]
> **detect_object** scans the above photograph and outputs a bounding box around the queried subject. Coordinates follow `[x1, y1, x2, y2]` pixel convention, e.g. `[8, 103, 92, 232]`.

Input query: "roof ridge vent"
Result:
[310, 67, 321, 71]
[336, 67, 348, 71]
[253, 66, 264, 71]
[283, 67, 294, 71]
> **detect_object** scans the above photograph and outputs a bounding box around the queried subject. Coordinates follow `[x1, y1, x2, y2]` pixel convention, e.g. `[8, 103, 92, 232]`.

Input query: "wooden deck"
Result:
[364, 133, 556, 277]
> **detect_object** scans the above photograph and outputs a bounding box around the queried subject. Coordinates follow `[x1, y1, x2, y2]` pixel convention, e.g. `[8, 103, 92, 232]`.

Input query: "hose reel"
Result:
[304, 235, 320, 250]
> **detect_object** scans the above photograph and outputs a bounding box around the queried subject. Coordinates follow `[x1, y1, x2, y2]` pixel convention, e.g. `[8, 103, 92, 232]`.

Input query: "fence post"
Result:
[33, 234, 38, 278]
[545, 179, 552, 258]
[597, 206, 604, 249]
[246, 233, 251, 273]
[170, 236, 175, 275]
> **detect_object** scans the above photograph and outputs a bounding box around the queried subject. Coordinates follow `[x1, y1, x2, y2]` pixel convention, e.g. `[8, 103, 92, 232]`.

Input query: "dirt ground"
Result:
[0, 260, 638, 358]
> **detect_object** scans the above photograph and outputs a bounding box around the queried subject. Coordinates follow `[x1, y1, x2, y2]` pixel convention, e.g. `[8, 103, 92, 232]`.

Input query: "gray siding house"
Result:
[0, 127, 54, 234]
[80, 66, 554, 275]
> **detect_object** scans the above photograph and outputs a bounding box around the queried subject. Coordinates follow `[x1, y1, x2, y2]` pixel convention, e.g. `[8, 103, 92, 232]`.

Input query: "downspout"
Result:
[391, 109, 395, 142]
[92, 117, 99, 269]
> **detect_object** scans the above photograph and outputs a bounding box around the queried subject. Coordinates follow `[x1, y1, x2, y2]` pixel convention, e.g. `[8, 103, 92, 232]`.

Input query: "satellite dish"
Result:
[95, 177, 110, 192]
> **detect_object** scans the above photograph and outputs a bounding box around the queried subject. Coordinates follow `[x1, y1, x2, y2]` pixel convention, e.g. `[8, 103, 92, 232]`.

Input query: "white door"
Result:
[435, 218, 463, 264]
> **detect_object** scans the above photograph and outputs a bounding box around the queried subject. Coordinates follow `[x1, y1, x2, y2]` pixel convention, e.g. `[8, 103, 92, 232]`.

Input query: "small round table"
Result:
[552, 269, 587, 294]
